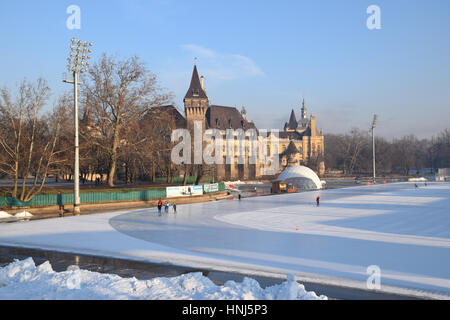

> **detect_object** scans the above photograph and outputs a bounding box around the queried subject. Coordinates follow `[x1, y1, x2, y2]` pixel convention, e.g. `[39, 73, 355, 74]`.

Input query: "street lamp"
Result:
[371, 114, 378, 184]
[63, 38, 93, 215]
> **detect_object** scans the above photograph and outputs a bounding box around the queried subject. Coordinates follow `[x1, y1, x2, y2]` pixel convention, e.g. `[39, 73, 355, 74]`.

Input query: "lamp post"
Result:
[371, 114, 378, 184]
[63, 38, 93, 215]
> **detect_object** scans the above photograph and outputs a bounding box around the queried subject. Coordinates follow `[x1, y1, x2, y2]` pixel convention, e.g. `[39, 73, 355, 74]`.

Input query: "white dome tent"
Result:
[277, 166, 322, 190]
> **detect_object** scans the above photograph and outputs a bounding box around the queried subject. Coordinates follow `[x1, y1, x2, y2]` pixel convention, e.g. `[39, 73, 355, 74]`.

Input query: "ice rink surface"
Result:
[1, 182, 449, 298]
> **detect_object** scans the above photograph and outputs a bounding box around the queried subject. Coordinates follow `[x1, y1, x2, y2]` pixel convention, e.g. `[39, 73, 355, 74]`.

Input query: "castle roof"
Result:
[279, 131, 303, 140]
[287, 109, 298, 130]
[184, 65, 208, 100]
[206, 105, 257, 131]
[144, 105, 187, 129]
[281, 140, 301, 156]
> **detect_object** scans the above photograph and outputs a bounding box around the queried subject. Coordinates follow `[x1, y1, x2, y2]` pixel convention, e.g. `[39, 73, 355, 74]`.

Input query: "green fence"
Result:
[27, 189, 167, 207]
[0, 182, 225, 208]
[155, 176, 199, 184]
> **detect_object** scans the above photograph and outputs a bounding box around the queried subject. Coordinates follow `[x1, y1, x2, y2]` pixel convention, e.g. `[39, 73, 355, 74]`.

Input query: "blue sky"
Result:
[0, 0, 449, 138]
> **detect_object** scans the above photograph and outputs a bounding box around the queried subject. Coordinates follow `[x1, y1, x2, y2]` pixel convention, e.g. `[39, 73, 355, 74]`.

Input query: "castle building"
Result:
[163, 64, 325, 180]
[183, 64, 259, 180]
[277, 99, 325, 175]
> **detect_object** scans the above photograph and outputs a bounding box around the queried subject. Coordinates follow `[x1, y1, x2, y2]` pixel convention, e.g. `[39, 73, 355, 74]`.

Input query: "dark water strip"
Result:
[0, 245, 421, 300]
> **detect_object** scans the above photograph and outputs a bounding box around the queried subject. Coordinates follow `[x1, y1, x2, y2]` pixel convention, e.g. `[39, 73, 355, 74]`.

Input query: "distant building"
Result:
[277, 99, 325, 175]
[158, 64, 325, 180]
[436, 168, 450, 181]
[183, 64, 259, 180]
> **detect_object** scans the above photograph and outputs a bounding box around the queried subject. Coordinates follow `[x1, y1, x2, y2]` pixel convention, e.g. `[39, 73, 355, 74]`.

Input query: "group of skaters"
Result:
[157, 199, 176, 215]
[415, 182, 428, 189]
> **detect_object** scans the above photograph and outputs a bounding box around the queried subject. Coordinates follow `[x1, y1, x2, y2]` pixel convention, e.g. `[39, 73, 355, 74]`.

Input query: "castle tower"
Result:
[184, 64, 209, 131]
[285, 109, 297, 131]
[301, 98, 307, 120]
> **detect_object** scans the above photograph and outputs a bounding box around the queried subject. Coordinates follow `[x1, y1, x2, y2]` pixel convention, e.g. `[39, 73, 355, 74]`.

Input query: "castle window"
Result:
[241, 120, 245, 128]
[228, 119, 232, 128]
[216, 118, 219, 126]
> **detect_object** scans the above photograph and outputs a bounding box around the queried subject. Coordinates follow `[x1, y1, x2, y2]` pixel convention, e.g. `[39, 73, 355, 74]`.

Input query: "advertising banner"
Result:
[203, 183, 219, 193]
[166, 185, 203, 198]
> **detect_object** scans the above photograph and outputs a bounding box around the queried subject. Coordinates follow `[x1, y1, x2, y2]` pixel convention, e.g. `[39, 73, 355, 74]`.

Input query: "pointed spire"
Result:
[301, 97, 307, 119]
[241, 106, 247, 120]
[184, 64, 208, 100]
[288, 109, 297, 130]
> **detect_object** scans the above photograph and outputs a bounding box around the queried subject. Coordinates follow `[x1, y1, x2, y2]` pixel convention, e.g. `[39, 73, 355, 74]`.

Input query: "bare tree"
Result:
[82, 53, 172, 187]
[0, 78, 65, 201]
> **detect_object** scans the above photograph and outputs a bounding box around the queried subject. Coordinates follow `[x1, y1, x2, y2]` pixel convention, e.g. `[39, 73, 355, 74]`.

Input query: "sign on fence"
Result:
[203, 183, 219, 193]
[166, 185, 203, 198]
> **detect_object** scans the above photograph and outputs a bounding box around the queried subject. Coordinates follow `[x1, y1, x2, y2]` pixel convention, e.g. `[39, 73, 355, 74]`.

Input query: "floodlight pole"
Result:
[64, 38, 93, 216]
[73, 70, 80, 215]
[371, 115, 378, 184]
[372, 125, 376, 183]
[64, 69, 81, 215]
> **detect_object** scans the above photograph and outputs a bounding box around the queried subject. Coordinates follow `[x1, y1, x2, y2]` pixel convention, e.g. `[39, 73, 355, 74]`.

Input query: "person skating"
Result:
[157, 199, 163, 216]
[173, 202, 177, 213]
[316, 196, 320, 207]
[165, 201, 170, 213]
[59, 203, 64, 217]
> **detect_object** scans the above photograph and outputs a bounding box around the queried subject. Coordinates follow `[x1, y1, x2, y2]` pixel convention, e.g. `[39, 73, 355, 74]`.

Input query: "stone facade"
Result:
[276, 99, 325, 175]
[175, 65, 326, 180]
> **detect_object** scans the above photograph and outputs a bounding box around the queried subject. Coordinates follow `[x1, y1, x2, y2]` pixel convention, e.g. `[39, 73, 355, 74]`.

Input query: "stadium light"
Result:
[63, 38, 93, 215]
[371, 114, 378, 183]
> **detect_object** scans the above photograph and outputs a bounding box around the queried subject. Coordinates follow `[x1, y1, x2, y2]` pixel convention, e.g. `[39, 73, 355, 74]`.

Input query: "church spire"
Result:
[301, 98, 307, 119]
[287, 109, 298, 130]
[184, 64, 208, 100]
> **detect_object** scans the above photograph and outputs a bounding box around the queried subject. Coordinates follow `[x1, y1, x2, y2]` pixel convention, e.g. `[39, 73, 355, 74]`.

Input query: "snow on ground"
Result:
[224, 180, 264, 185]
[13, 211, 33, 218]
[0, 258, 326, 300]
[0, 211, 12, 219]
[0, 182, 449, 299]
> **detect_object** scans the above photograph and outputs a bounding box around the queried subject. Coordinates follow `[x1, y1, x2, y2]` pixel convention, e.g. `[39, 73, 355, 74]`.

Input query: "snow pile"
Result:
[0, 211, 12, 219]
[224, 181, 264, 185]
[224, 180, 243, 185]
[14, 211, 33, 218]
[0, 258, 327, 300]
[408, 177, 427, 182]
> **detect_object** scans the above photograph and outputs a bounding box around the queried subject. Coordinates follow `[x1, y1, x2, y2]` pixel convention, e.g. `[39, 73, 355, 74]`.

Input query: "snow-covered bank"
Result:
[0, 258, 327, 300]
[0, 211, 12, 219]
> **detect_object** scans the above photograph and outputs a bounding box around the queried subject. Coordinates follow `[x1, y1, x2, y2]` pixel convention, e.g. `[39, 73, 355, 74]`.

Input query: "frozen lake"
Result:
[0, 182, 449, 299]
